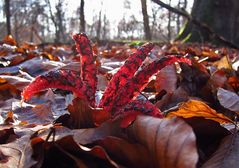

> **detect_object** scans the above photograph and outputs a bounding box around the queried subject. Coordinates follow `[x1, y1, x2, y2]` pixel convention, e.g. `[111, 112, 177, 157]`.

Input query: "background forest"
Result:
[1, 0, 189, 44]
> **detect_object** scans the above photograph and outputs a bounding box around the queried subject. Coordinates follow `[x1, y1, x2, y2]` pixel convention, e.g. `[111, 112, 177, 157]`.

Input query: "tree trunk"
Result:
[177, 0, 239, 44]
[79, 0, 85, 32]
[96, 10, 102, 40]
[141, 0, 151, 40]
[167, 0, 172, 41]
[5, 0, 11, 35]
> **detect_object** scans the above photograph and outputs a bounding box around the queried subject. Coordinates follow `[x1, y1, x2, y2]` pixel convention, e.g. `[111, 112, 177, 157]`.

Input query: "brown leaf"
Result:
[3, 35, 17, 46]
[0, 127, 18, 144]
[202, 132, 239, 168]
[0, 75, 30, 91]
[213, 56, 232, 70]
[155, 64, 177, 93]
[13, 103, 54, 125]
[217, 88, 239, 113]
[167, 100, 233, 124]
[0, 134, 36, 168]
[31, 135, 119, 168]
[126, 116, 198, 168]
[184, 117, 231, 165]
[94, 136, 153, 168]
[209, 69, 228, 89]
[67, 98, 95, 128]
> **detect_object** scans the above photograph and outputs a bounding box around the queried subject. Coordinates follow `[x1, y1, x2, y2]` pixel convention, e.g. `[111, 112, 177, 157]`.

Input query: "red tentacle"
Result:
[99, 42, 154, 108]
[21, 70, 89, 102]
[73, 33, 97, 106]
[109, 56, 191, 114]
[113, 100, 163, 128]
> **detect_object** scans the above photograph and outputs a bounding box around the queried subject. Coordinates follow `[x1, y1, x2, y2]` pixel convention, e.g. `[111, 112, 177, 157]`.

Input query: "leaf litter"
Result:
[0, 34, 238, 167]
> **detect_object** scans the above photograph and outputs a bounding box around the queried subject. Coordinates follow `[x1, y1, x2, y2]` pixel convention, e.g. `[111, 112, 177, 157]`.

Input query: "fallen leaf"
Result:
[155, 64, 177, 93]
[217, 88, 239, 113]
[202, 131, 239, 168]
[0, 134, 36, 168]
[31, 135, 119, 168]
[213, 56, 232, 70]
[67, 98, 95, 128]
[126, 116, 198, 168]
[184, 117, 231, 165]
[13, 103, 54, 125]
[0, 127, 18, 144]
[167, 100, 233, 124]
[94, 136, 153, 168]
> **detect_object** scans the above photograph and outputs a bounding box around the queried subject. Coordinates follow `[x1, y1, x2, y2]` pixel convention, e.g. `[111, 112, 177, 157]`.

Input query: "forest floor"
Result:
[0, 34, 238, 168]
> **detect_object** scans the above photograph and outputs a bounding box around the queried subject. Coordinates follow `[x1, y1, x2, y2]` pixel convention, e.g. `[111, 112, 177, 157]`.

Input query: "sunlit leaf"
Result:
[167, 100, 233, 124]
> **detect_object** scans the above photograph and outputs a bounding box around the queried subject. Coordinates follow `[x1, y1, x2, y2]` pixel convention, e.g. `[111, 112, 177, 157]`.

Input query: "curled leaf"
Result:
[167, 100, 233, 124]
[126, 116, 198, 168]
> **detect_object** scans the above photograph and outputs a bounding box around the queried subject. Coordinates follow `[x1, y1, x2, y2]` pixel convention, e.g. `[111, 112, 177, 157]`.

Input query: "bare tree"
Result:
[167, 0, 172, 41]
[55, 0, 66, 42]
[176, 0, 187, 34]
[79, 0, 85, 32]
[102, 14, 110, 40]
[96, 10, 102, 40]
[140, 0, 151, 40]
[4, 0, 11, 35]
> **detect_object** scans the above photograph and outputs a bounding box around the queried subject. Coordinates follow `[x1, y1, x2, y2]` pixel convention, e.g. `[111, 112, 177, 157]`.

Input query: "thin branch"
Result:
[152, 0, 239, 49]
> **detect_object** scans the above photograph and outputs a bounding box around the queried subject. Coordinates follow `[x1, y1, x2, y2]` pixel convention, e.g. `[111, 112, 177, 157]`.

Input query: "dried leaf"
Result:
[3, 35, 17, 46]
[184, 117, 231, 164]
[13, 103, 54, 125]
[202, 132, 239, 168]
[217, 88, 239, 113]
[167, 100, 233, 124]
[94, 136, 153, 168]
[0, 127, 18, 144]
[67, 98, 95, 128]
[31, 135, 119, 168]
[155, 64, 177, 93]
[126, 116, 198, 168]
[0, 134, 36, 168]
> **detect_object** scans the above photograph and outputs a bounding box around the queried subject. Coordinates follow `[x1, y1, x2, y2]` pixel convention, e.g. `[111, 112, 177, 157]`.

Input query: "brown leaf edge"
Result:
[125, 115, 199, 168]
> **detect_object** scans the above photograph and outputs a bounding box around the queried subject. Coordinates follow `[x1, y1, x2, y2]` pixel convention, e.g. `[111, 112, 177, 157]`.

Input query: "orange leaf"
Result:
[167, 100, 233, 124]
[3, 35, 17, 46]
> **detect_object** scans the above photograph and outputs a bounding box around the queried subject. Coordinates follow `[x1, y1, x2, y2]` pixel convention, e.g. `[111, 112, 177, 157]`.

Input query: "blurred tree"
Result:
[176, 0, 187, 34]
[167, 0, 172, 41]
[4, 0, 11, 35]
[45, 0, 66, 43]
[96, 9, 102, 40]
[79, 0, 85, 32]
[140, 0, 151, 40]
[55, 0, 66, 42]
[178, 0, 239, 45]
[102, 14, 110, 40]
